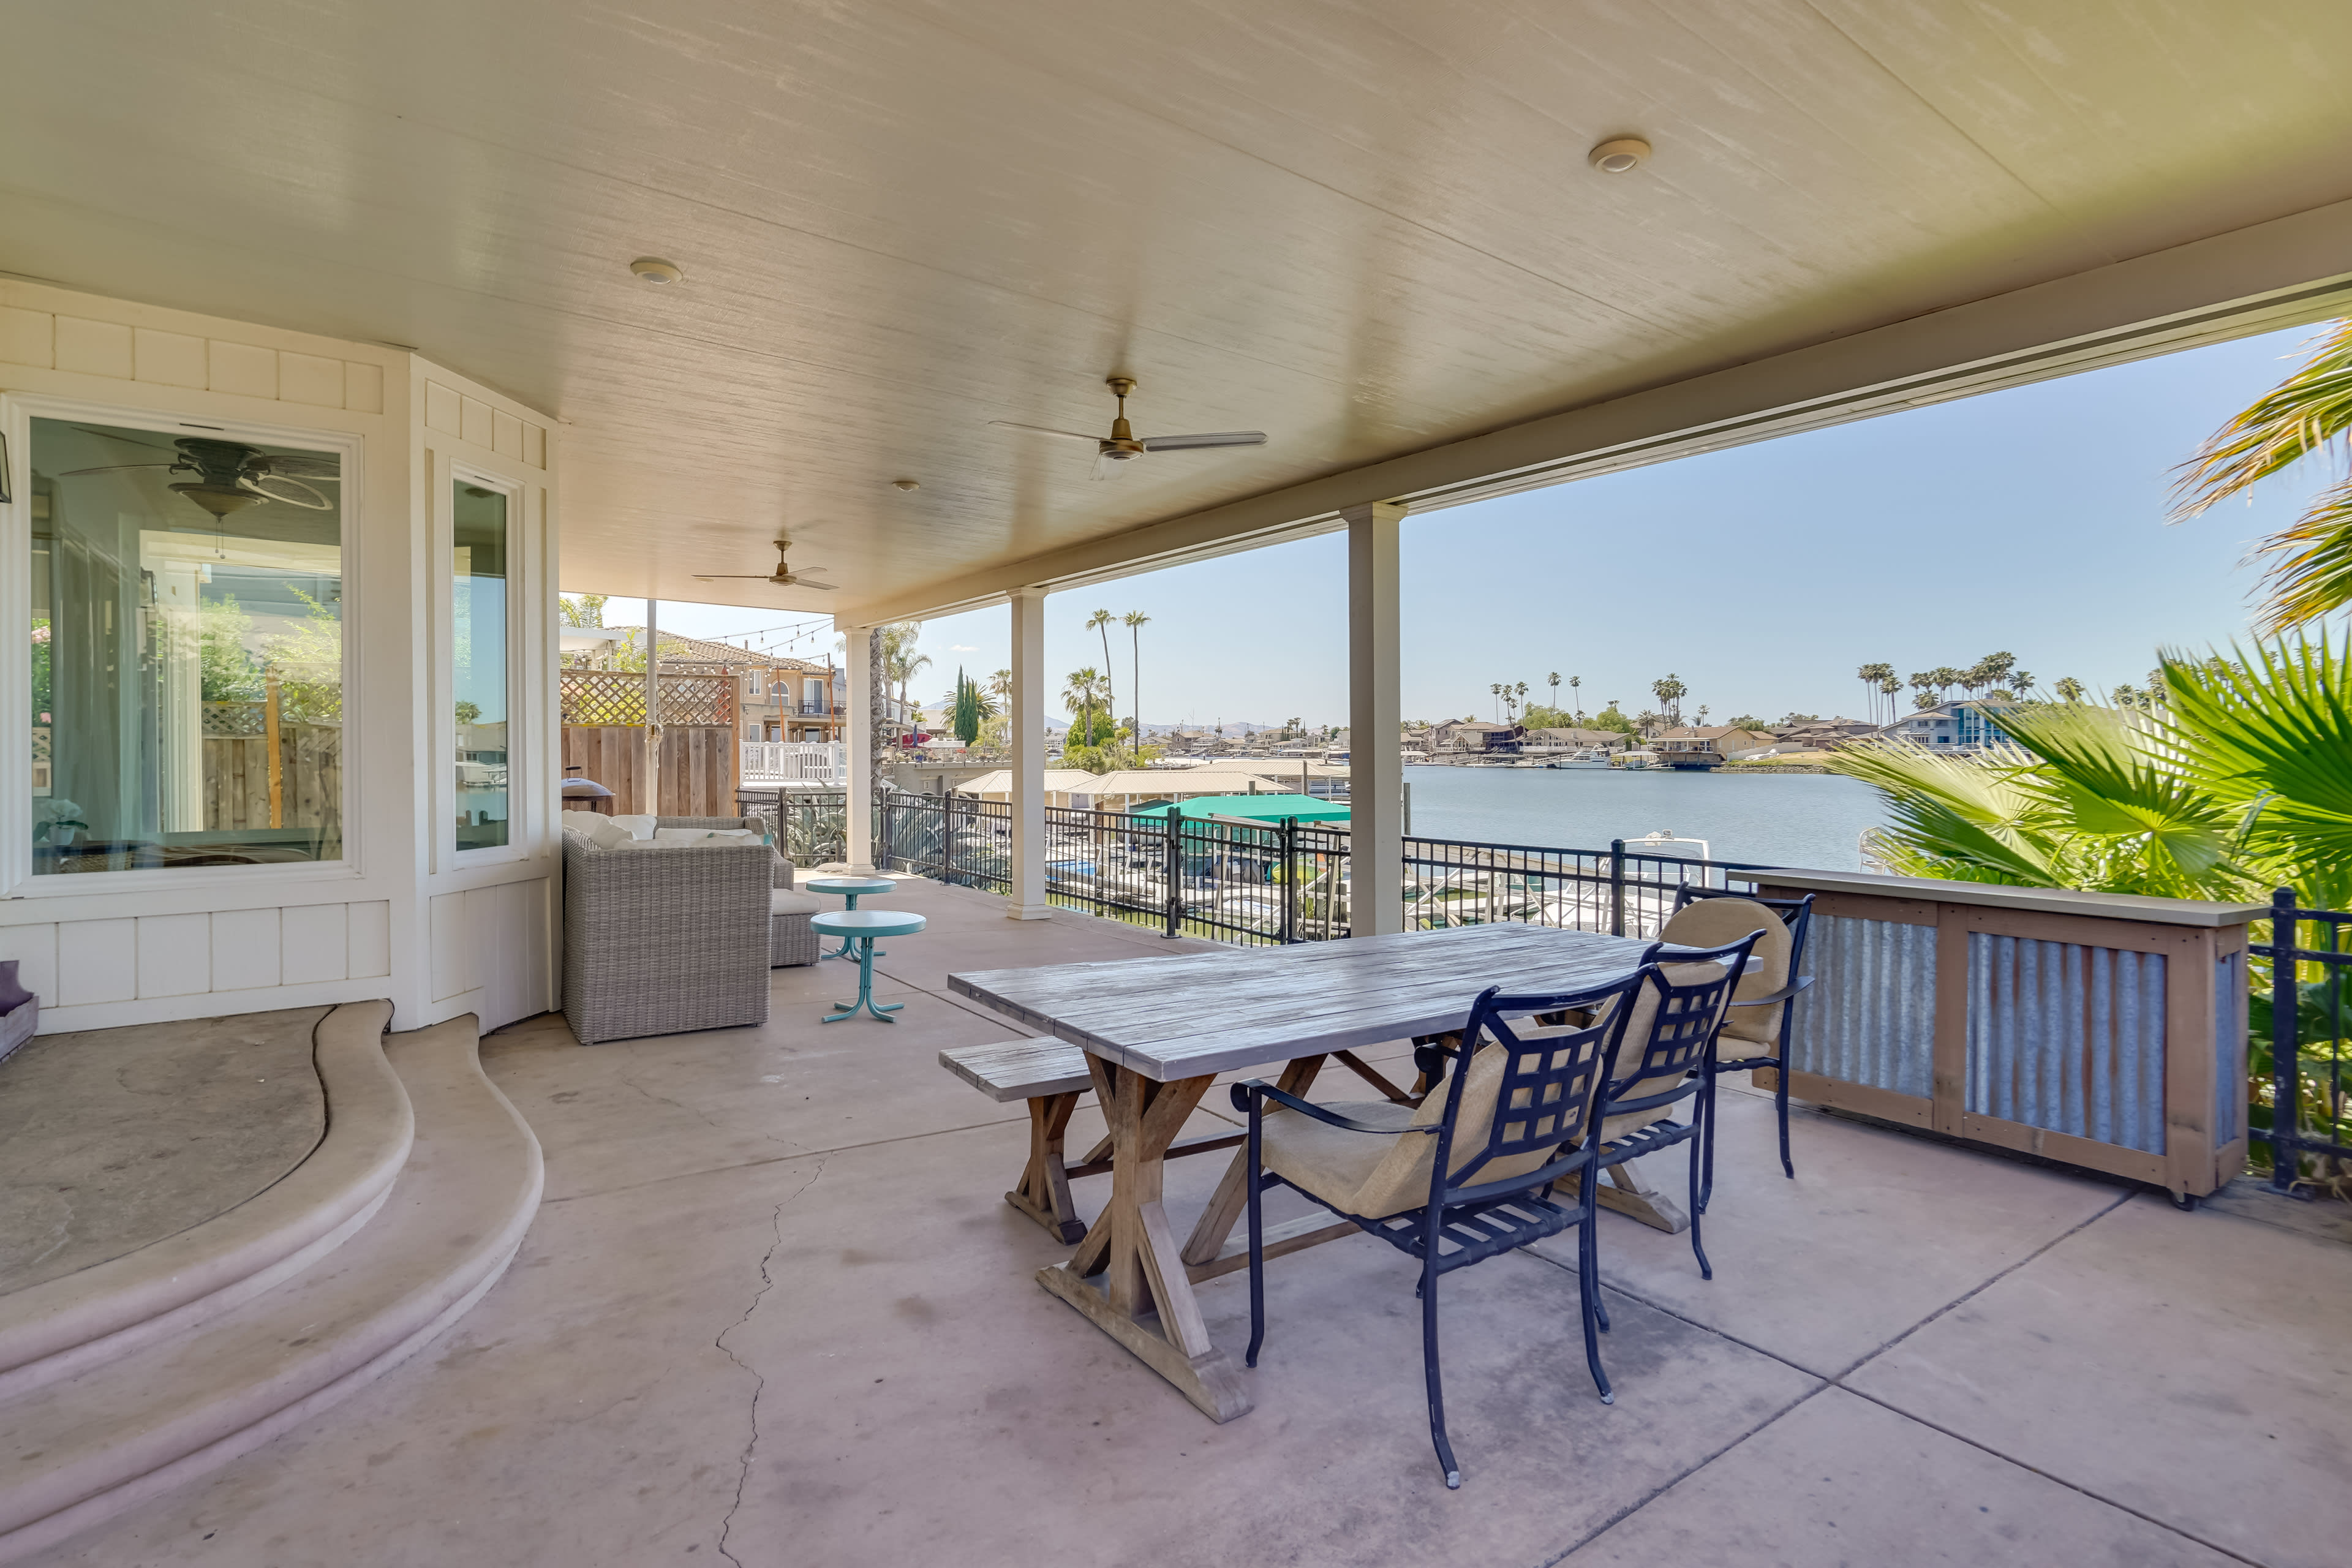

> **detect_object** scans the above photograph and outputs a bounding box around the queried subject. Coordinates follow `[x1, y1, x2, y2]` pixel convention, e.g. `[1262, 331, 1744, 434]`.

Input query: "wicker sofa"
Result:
[560, 815, 821, 1046]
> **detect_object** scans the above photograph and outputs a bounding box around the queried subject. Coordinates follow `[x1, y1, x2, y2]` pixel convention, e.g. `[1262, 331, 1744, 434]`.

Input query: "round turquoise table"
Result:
[812, 910, 925, 1023]
[804, 876, 898, 959]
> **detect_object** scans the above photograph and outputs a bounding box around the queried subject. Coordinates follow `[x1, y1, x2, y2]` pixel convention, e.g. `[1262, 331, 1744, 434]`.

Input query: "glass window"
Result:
[452, 481, 511, 852]
[28, 417, 343, 874]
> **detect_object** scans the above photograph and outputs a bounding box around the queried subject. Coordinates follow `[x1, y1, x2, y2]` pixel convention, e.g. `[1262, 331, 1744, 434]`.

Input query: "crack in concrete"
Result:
[714, 1155, 825, 1568]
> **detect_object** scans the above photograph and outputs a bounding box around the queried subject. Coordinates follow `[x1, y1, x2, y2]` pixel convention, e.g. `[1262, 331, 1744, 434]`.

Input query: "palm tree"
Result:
[1061, 668, 1106, 747]
[1569, 674, 1582, 723]
[2173, 320, 2352, 634]
[1490, 682, 1502, 720]
[987, 668, 1012, 707]
[1880, 675, 1902, 720]
[1123, 610, 1150, 741]
[1651, 674, 1686, 724]
[1548, 671, 1561, 718]
[1970, 652, 2016, 699]
[1086, 609, 1118, 747]
[881, 625, 931, 739]
[1513, 680, 1529, 723]
[1858, 663, 1894, 724]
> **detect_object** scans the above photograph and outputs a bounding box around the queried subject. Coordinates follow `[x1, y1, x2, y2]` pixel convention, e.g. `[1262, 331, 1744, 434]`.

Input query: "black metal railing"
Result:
[2252, 888, 2352, 1197]
[1403, 834, 1770, 939]
[742, 788, 849, 868]
[744, 788, 1776, 949]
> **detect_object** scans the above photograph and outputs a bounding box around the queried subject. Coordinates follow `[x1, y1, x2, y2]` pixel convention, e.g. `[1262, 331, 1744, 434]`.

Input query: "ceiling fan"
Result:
[693, 538, 836, 591]
[59, 434, 338, 519]
[993, 377, 1265, 480]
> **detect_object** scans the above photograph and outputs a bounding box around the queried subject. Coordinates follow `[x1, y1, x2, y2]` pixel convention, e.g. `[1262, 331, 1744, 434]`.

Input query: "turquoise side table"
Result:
[812, 910, 925, 1023]
[805, 876, 897, 959]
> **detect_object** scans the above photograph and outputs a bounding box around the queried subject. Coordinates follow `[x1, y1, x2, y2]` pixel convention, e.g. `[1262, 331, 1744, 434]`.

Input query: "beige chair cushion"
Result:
[770, 889, 823, 916]
[1263, 1025, 1600, 1220]
[1657, 897, 1792, 1057]
[1260, 1099, 1420, 1213]
[1594, 960, 1737, 1146]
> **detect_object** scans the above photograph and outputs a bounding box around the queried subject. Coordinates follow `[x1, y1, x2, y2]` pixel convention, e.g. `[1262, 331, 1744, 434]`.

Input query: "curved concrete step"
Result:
[0, 1003, 413, 1400]
[0, 1014, 543, 1563]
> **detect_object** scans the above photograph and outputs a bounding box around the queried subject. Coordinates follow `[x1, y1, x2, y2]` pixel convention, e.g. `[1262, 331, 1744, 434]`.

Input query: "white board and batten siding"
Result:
[429, 881, 554, 1031]
[0, 903, 391, 1009]
[0, 278, 562, 1036]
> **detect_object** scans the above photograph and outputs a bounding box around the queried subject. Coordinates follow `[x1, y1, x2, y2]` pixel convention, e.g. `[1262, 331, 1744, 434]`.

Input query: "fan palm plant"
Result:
[1832, 635, 2352, 905]
[2174, 320, 2352, 635]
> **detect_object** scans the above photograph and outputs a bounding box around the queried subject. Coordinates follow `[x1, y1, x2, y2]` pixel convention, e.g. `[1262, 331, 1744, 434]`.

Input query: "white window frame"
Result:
[446, 459, 527, 868]
[0, 393, 364, 897]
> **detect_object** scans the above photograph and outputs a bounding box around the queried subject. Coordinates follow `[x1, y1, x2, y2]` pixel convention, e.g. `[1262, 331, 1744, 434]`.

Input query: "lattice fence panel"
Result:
[202, 701, 266, 737]
[559, 669, 734, 727]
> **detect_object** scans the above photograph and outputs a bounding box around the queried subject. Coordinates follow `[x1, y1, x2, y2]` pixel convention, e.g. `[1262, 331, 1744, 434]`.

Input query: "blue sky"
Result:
[592, 322, 2339, 728]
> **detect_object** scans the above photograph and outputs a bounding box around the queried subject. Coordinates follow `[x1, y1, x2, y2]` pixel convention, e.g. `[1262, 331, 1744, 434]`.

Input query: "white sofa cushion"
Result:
[584, 815, 636, 850]
[770, 890, 823, 916]
[654, 826, 759, 843]
[609, 813, 658, 840]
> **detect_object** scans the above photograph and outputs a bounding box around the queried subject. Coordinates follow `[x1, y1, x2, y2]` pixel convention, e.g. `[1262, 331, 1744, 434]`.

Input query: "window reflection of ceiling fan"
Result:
[693, 539, 835, 591]
[59, 434, 338, 518]
[993, 377, 1266, 480]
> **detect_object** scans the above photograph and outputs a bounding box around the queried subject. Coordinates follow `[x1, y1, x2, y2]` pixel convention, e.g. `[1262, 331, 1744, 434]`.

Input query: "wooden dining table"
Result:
[948, 921, 1679, 1422]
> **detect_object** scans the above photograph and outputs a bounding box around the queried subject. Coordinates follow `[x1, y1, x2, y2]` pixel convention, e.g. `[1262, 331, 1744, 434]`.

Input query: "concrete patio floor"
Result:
[27, 877, 2352, 1567]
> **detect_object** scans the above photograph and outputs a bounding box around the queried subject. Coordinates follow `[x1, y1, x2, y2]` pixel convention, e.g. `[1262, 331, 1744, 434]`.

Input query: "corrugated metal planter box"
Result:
[1754, 873, 2258, 1202]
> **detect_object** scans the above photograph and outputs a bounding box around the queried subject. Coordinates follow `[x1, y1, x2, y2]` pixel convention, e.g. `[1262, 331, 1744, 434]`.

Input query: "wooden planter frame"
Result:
[1754, 874, 2255, 1202]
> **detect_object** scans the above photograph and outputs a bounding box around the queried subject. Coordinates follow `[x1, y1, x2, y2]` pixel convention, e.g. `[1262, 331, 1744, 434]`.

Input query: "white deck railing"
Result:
[742, 741, 846, 785]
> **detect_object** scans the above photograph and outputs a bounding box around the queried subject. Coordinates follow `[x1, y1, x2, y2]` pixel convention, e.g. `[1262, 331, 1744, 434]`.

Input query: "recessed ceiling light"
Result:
[891, 479, 921, 491]
[629, 257, 684, 284]
[1588, 138, 1651, 174]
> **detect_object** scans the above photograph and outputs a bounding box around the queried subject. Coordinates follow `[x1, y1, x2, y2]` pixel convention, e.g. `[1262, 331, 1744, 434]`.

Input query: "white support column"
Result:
[844, 625, 876, 873]
[1346, 502, 1405, 937]
[1006, 587, 1052, 919]
[643, 597, 662, 815]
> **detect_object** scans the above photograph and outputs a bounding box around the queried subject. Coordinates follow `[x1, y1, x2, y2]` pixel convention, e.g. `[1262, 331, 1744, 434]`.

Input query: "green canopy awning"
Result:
[1129, 793, 1350, 823]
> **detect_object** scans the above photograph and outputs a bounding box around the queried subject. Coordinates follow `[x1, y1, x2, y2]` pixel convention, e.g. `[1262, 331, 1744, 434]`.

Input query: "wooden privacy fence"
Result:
[200, 703, 341, 837]
[562, 726, 737, 816]
[559, 666, 741, 816]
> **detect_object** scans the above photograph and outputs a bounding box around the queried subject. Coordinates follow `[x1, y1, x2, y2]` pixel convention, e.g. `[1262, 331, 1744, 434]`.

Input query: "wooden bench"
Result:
[938, 1039, 1245, 1244]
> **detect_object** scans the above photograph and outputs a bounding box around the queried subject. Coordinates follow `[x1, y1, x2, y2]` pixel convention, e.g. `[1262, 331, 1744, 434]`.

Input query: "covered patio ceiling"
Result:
[7, 2, 2352, 619]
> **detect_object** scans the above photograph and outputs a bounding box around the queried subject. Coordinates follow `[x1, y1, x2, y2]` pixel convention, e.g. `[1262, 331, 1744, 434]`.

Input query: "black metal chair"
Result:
[1588, 932, 1766, 1282]
[1660, 888, 1816, 1212]
[1229, 970, 1647, 1489]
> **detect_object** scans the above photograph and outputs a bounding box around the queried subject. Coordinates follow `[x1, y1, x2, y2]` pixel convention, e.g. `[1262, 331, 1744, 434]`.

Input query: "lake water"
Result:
[1402, 764, 1889, 871]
